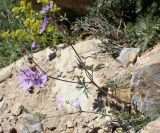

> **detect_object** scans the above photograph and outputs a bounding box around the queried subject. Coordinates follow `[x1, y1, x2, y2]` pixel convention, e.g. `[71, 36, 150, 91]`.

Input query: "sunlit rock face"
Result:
[55, 0, 95, 15]
[131, 43, 160, 118]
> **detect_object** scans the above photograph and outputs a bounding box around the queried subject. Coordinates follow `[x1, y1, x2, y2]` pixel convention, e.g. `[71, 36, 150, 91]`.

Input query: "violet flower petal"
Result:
[74, 98, 81, 108]
[58, 96, 63, 110]
[40, 16, 48, 34]
[19, 67, 36, 90]
[37, 71, 47, 87]
[31, 42, 36, 49]
[50, 1, 54, 9]
[20, 79, 34, 90]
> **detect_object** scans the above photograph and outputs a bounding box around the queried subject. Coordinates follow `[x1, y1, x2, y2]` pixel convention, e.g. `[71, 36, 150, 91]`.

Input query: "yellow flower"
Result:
[2, 31, 9, 39]
[12, 7, 21, 15]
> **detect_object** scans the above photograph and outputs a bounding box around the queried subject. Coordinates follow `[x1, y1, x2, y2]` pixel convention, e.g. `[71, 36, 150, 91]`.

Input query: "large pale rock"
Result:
[131, 43, 160, 118]
[55, 0, 95, 15]
[141, 117, 160, 133]
[134, 43, 160, 70]
[0, 38, 122, 132]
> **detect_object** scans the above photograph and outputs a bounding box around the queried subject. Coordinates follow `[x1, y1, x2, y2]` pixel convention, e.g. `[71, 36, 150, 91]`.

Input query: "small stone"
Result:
[56, 50, 61, 57]
[11, 103, 22, 116]
[19, 123, 43, 133]
[56, 43, 67, 49]
[9, 115, 18, 124]
[56, 71, 62, 77]
[129, 52, 137, 63]
[66, 128, 74, 133]
[0, 101, 8, 115]
[67, 121, 74, 128]
[18, 113, 42, 133]
[59, 122, 67, 132]
[0, 126, 3, 133]
[117, 48, 139, 67]
[87, 122, 94, 128]
[98, 129, 104, 133]
[105, 62, 110, 68]
[43, 120, 56, 131]
[21, 113, 39, 125]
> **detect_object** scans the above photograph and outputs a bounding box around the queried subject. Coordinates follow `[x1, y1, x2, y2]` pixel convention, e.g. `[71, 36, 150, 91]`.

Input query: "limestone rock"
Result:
[131, 63, 160, 118]
[18, 113, 43, 133]
[0, 38, 121, 132]
[141, 117, 160, 133]
[131, 44, 160, 118]
[0, 101, 8, 115]
[135, 43, 160, 70]
[19, 123, 43, 133]
[117, 48, 139, 67]
[11, 103, 22, 116]
[20, 113, 40, 125]
[66, 121, 74, 128]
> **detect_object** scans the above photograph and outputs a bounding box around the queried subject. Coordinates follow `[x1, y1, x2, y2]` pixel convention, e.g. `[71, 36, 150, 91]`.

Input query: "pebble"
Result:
[56, 50, 61, 57]
[98, 129, 104, 133]
[0, 126, 3, 133]
[117, 48, 139, 67]
[0, 101, 8, 115]
[19, 123, 43, 133]
[11, 103, 22, 116]
[67, 121, 74, 128]
[21, 113, 39, 125]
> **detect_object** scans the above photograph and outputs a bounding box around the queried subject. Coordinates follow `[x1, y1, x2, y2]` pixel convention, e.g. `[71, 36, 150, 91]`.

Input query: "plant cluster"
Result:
[75, 0, 160, 54]
[2, 0, 63, 45]
[0, 0, 156, 132]
[0, 0, 66, 68]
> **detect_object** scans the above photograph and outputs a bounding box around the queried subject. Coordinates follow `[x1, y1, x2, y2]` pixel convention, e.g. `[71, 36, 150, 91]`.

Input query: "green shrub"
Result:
[0, 0, 21, 68]
[76, 0, 160, 54]
[0, 0, 65, 68]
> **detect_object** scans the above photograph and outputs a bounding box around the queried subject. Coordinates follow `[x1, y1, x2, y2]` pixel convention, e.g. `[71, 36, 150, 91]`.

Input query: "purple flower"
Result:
[37, 71, 48, 88]
[74, 98, 81, 108]
[31, 42, 36, 49]
[19, 67, 47, 90]
[57, 96, 63, 110]
[19, 67, 36, 90]
[40, 16, 48, 34]
[49, 1, 54, 9]
[40, 1, 54, 14]
[40, 5, 50, 14]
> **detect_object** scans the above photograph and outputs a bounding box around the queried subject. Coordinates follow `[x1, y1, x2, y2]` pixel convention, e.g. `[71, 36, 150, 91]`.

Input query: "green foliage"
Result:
[156, 106, 160, 113]
[76, 76, 89, 98]
[77, 0, 160, 54]
[0, 0, 66, 68]
[2, 0, 62, 45]
[111, 109, 152, 132]
[0, 0, 19, 32]
[34, 112, 46, 121]
[124, 17, 160, 52]
[106, 78, 124, 92]
[0, 0, 22, 68]
[85, 63, 104, 72]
